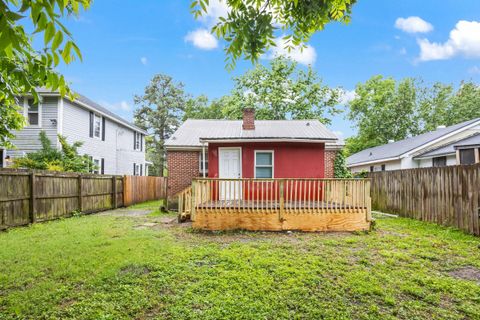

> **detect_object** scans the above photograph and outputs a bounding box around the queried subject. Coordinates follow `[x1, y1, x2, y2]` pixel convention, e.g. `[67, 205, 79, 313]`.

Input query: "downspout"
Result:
[202, 143, 206, 178]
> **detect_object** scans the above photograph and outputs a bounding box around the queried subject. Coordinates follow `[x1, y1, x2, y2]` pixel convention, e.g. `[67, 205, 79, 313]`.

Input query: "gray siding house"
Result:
[347, 117, 480, 172]
[0, 90, 148, 175]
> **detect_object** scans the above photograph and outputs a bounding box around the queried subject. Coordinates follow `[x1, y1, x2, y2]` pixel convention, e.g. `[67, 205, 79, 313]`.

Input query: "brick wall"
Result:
[324, 150, 337, 178]
[167, 150, 200, 197]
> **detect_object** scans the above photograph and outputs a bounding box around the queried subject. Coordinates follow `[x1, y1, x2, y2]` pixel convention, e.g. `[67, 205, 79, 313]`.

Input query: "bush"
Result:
[12, 131, 95, 173]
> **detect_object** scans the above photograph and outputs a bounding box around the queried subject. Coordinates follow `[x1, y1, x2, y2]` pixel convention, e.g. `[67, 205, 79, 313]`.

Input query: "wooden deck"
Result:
[178, 178, 372, 232]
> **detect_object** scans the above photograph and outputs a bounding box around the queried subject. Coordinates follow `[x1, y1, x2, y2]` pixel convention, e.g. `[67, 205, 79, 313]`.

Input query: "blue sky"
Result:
[56, 0, 480, 138]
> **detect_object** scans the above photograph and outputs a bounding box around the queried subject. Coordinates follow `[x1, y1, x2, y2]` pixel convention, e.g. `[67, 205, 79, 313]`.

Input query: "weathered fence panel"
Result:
[368, 164, 480, 236]
[0, 169, 166, 230]
[123, 176, 167, 206]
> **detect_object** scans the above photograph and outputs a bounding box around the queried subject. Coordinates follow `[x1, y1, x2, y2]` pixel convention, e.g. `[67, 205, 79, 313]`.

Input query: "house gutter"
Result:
[347, 156, 401, 168]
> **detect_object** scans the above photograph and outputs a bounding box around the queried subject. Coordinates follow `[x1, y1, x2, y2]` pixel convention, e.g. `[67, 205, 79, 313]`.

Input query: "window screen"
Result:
[432, 156, 447, 167]
[459, 149, 475, 165]
[255, 151, 273, 178]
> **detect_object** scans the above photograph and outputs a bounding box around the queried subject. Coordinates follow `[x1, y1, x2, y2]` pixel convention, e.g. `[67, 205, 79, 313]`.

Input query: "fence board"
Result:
[368, 164, 480, 236]
[0, 169, 167, 229]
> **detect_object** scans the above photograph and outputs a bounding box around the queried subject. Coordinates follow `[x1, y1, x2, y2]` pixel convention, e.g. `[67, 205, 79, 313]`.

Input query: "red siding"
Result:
[208, 142, 325, 178]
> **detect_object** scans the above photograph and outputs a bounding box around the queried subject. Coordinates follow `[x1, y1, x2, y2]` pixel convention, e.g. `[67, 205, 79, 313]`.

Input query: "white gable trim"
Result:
[402, 119, 480, 158]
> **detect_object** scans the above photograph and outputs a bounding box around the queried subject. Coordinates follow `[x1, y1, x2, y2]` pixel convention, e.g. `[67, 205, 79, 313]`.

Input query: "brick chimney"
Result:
[242, 108, 255, 130]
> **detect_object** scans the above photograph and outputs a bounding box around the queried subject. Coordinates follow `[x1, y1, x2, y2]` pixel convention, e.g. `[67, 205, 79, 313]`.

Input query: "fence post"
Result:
[112, 176, 117, 209]
[78, 174, 83, 212]
[123, 175, 128, 207]
[279, 179, 285, 221]
[29, 171, 36, 223]
[191, 180, 196, 221]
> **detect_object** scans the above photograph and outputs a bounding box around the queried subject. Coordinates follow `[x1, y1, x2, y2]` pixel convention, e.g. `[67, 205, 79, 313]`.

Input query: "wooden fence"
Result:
[123, 175, 168, 207]
[0, 169, 167, 229]
[368, 164, 480, 236]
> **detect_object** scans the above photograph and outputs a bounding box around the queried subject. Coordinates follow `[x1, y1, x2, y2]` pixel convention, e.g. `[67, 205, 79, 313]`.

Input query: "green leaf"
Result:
[52, 31, 63, 51]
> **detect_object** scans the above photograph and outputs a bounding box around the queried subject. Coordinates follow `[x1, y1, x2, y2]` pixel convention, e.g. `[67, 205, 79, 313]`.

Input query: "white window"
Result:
[26, 98, 41, 126]
[93, 114, 102, 138]
[92, 158, 100, 174]
[199, 151, 208, 174]
[254, 150, 274, 178]
[134, 132, 142, 150]
[134, 163, 141, 176]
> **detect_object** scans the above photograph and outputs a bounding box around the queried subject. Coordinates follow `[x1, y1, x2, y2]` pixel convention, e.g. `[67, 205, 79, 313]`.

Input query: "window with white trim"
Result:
[27, 98, 40, 126]
[134, 163, 141, 176]
[92, 158, 100, 174]
[93, 114, 102, 138]
[255, 151, 273, 178]
[199, 152, 208, 174]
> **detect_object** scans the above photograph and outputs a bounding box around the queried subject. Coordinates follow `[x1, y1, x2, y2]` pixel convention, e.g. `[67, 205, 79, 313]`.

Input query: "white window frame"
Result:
[254, 150, 274, 179]
[134, 163, 141, 176]
[24, 97, 42, 127]
[93, 114, 102, 139]
[199, 151, 209, 175]
[92, 157, 100, 174]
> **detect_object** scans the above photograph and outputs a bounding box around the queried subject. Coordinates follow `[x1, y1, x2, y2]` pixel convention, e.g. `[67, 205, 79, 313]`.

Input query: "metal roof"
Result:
[36, 88, 147, 134]
[414, 133, 480, 159]
[347, 118, 480, 166]
[165, 119, 342, 148]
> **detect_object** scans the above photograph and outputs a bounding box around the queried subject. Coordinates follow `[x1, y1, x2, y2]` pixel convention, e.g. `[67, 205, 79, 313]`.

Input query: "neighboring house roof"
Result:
[347, 117, 480, 166]
[35, 88, 147, 134]
[414, 133, 480, 159]
[165, 119, 342, 148]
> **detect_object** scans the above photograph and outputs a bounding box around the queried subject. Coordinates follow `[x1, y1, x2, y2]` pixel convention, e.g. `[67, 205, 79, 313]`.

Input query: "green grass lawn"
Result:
[0, 203, 479, 320]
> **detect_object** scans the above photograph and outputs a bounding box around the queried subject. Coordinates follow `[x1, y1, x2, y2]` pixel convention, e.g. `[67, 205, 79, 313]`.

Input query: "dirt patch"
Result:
[119, 264, 151, 276]
[449, 266, 480, 283]
[102, 208, 152, 217]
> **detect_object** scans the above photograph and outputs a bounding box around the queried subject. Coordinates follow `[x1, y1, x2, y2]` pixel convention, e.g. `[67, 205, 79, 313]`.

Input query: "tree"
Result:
[183, 95, 226, 121]
[222, 57, 342, 123]
[447, 81, 480, 125]
[191, 0, 356, 68]
[12, 131, 94, 172]
[346, 76, 418, 154]
[0, 0, 90, 147]
[134, 74, 187, 176]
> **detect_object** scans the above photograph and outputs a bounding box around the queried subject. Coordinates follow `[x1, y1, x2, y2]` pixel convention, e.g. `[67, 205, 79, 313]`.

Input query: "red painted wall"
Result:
[208, 142, 325, 178]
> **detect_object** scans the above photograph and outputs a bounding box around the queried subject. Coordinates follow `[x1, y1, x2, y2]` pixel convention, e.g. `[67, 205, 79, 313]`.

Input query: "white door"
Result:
[218, 148, 242, 200]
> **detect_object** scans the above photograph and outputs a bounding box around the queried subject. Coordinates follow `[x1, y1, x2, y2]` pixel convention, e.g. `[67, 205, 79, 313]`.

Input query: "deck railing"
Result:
[186, 178, 371, 220]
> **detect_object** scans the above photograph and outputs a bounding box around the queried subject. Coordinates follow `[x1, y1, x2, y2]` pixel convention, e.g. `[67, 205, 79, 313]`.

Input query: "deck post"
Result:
[279, 179, 285, 221]
[191, 180, 196, 221]
[365, 180, 372, 221]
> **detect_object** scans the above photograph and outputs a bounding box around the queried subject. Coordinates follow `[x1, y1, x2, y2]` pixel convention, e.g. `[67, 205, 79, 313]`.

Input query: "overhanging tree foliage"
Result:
[191, 0, 357, 68]
[133, 74, 188, 176]
[0, 0, 90, 147]
[12, 131, 94, 172]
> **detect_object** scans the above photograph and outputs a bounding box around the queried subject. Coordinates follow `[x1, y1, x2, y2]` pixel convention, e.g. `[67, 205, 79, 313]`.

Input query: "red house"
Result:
[166, 109, 343, 199]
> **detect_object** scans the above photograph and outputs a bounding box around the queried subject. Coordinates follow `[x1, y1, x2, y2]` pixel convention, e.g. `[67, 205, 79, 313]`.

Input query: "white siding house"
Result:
[1, 91, 148, 175]
[347, 118, 480, 173]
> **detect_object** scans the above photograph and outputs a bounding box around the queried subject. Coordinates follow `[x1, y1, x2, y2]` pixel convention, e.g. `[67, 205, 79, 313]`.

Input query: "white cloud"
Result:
[468, 65, 480, 74]
[185, 28, 218, 50]
[417, 20, 480, 61]
[100, 100, 131, 112]
[140, 57, 148, 65]
[198, 0, 230, 27]
[339, 89, 357, 106]
[399, 47, 407, 55]
[269, 37, 317, 65]
[395, 16, 433, 33]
